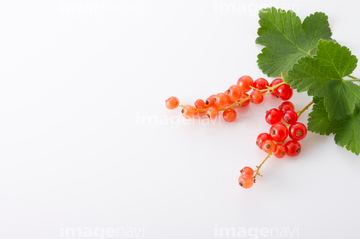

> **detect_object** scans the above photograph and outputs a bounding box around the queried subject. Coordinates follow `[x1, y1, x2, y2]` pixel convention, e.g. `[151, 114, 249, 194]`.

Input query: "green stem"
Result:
[348, 75, 360, 80]
[253, 153, 272, 183]
[297, 101, 313, 118]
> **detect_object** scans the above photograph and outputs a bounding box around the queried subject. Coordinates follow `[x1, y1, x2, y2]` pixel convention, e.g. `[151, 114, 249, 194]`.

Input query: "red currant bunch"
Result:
[165, 76, 293, 122]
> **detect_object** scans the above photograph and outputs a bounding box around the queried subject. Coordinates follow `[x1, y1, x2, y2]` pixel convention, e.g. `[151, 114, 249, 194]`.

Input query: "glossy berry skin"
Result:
[240, 167, 254, 177]
[262, 139, 276, 153]
[289, 122, 307, 141]
[285, 140, 301, 157]
[205, 95, 216, 107]
[274, 144, 286, 158]
[223, 108, 237, 122]
[282, 110, 298, 125]
[181, 105, 196, 119]
[237, 75, 254, 92]
[256, 133, 273, 149]
[265, 108, 282, 125]
[194, 99, 207, 116]
[238, 175, 254, 189]
[206, 106, 219, 119]
[279, 101, 295, 114]
[239, 93, 250, 107]
[165, 96, 179, 109]
[227, 85, 242, 101]
[250, 90, 264, 104]
[276, 84, 293, 100]
[270, 78, 284, 96]
[270, 123, 288, 142]
[214, 93, 229, 109]
[254, 78, 269, 91]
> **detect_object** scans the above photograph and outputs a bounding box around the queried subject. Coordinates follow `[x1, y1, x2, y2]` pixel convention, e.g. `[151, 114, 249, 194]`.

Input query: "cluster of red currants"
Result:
[238, 101, 308, 189]
[165, 76, 293, 122]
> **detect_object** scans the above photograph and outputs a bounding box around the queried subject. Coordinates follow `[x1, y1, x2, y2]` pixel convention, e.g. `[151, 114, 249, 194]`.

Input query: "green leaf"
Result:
[307, 97, 341, 135]
[286, 40, 360, 120]
[334, 106, 360, 156]
[256, 7, 332, 77]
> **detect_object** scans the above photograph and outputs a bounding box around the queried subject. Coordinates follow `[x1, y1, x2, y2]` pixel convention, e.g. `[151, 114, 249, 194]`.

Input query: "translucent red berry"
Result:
[205, 95, 216, 107]
[253, 78, 269, 91]
[270, 123, 289, 142]
[274, 144, 286, 158]
[265, 108, 282, 125]
[239, 93, 250, 107]
[226, 85, 242, 102]
[223, 108, 237, 122]
[256, 133, 273, 149]
[276, 84, 293, 100]
[262, 139, 276, 153]
[238, 175, 254, 189]
[289, 122, 307, 141]
[181, 105, 196, 119]
[214, 93, 229, 109]
[285, 140, 301, 157]
[270, 78, 284, 96]
[279, 101, 295, 114]
[206, 106, 219, 119]
[282, 110, 298, 125]
[237, 75, 254, 92]
[250, 90, 264, 104]
[165, 96, 179, 110]
[240, 167, 254, 177]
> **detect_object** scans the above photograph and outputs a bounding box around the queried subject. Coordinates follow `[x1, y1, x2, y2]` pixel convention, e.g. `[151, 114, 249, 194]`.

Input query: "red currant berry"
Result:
[270, 123, 289, 142]
[262, 139, 276, 153]
[254, 78, 269, 91]
[256, 133, 273, 149]
[250, 90, 264, 104]
[223, 108, 237, 122]
[181, 105, 196, 119]
[238, 175, 254, 189]
[206, 106, 219, 119]
[239, 93, 250, 107]
[276, 84, 293, 100]
[265, 108, 282, 125]
[240, 167, 254, 177]
[282, 110, 298, 125]
[274, 144, 286, 158]
[270, 78, 284, 96]
[279, 101, 295, 114]
[194, 99, 207, 116]
[165, 96, 179, 110]
[226, 85, 242, 102]
[214, 93, 229, 109]
[285, 140, 301, 157]
[205, 95, 216, 107]
[289, 122, 307, 141]
[237, 75, 254, 92]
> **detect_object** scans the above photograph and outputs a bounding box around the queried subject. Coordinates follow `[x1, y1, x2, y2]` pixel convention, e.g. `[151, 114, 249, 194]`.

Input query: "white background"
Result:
[1, 0, 360, 238]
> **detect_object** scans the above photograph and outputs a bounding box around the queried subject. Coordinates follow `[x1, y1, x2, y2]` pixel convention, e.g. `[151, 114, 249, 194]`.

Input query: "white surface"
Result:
[1, 0, 360, 238]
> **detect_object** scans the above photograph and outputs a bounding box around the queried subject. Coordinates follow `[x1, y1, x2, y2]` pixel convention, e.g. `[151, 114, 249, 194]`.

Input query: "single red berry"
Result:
[165, 96, 179, 110]
[282, 110, 298, 125]
[285, 140, 301, 157]
[214, 93, 229, 109]
[194, 99, 207, 116]
[237, 75, 254, 92]
[270, 123, 289, 142]
[270, 78, 284, 96]
[279, 101, 295, 114]
[256, 133, 273, 149]
[262, 139, 276, 153]
[206, 106, 219, 119]
[223, 108, 237, 122]
[276, 84, 293, 100]
[226, 85, 242, 102]
[250, 90, 264, 104]
[239, 93, 250, 107]
[274, 144, 286, 158]
[240, 167, 254, 177]
[238, 175, 254, 189]
[205, 95, 216, 107]
[289, 122, 307, 141]
[181, 105, 196, 119]
[253, 78, 269, 91]
[265, 108, 282, 125]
